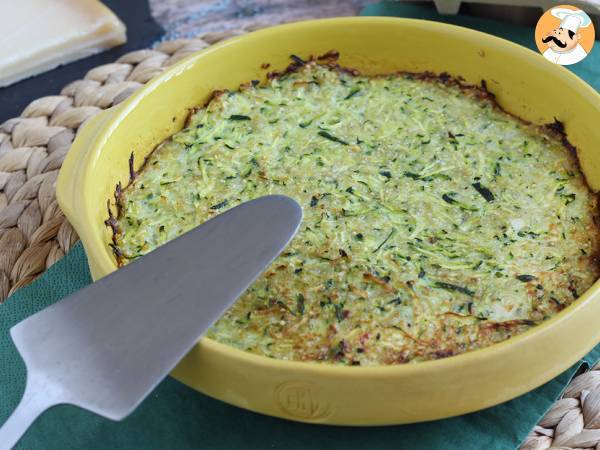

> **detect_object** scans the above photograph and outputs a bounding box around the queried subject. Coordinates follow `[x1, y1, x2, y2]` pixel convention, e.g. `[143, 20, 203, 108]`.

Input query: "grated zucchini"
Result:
[111, 55, 600, 366]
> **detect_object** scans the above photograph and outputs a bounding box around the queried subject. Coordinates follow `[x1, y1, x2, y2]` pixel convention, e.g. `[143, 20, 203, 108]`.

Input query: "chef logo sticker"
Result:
[535, 5, 594, 65]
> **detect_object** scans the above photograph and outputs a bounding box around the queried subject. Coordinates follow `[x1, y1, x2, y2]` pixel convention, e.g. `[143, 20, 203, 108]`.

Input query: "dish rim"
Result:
[57, 16, 600, 376]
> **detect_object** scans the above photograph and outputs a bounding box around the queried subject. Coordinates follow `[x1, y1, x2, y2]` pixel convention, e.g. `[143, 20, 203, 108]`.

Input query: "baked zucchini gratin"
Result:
[108, 53, 600, 366]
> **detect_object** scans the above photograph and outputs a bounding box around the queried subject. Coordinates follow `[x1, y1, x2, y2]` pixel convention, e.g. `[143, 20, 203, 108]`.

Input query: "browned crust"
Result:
[106, 49, 600, 294]
[106, 147, 161, 265]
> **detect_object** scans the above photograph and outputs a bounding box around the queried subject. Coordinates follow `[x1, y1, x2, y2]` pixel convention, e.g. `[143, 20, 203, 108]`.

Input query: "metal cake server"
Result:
[0, 195, 302, 449]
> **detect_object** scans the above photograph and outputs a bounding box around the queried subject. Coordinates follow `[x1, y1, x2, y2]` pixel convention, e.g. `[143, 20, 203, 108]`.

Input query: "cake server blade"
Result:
[0, 195, 302, 449]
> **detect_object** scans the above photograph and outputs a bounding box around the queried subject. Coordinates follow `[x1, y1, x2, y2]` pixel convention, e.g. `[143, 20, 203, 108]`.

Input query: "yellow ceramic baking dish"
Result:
[56, 17, 600, 425]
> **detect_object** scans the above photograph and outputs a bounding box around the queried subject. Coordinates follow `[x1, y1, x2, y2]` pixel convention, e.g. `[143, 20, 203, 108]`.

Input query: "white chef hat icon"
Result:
[551, 7, 592, 33]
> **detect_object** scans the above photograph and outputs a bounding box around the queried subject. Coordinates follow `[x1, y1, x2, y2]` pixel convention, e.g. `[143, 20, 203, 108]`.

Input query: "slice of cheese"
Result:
[0, 0, 127, 88]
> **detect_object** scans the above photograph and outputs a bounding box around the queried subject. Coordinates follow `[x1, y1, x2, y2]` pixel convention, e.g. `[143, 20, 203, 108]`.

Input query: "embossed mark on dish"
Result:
[274, 381, 332, 421]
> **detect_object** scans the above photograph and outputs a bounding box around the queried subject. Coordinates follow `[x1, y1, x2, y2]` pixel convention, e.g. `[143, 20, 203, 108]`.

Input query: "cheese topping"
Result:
[112, 57, 599, 365]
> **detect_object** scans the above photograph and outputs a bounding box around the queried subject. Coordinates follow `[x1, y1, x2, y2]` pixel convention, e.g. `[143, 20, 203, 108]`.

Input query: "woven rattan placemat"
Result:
[0, 22, 599, 450]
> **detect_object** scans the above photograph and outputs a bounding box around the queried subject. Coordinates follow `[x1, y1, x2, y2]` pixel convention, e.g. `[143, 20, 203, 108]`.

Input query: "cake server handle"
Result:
[0, 374, 59, 450]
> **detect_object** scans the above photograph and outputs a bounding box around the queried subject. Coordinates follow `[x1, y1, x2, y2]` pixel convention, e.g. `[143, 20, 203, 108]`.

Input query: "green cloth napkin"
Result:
[0, 243, 597, 450]
[2, 4, 600, 448]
